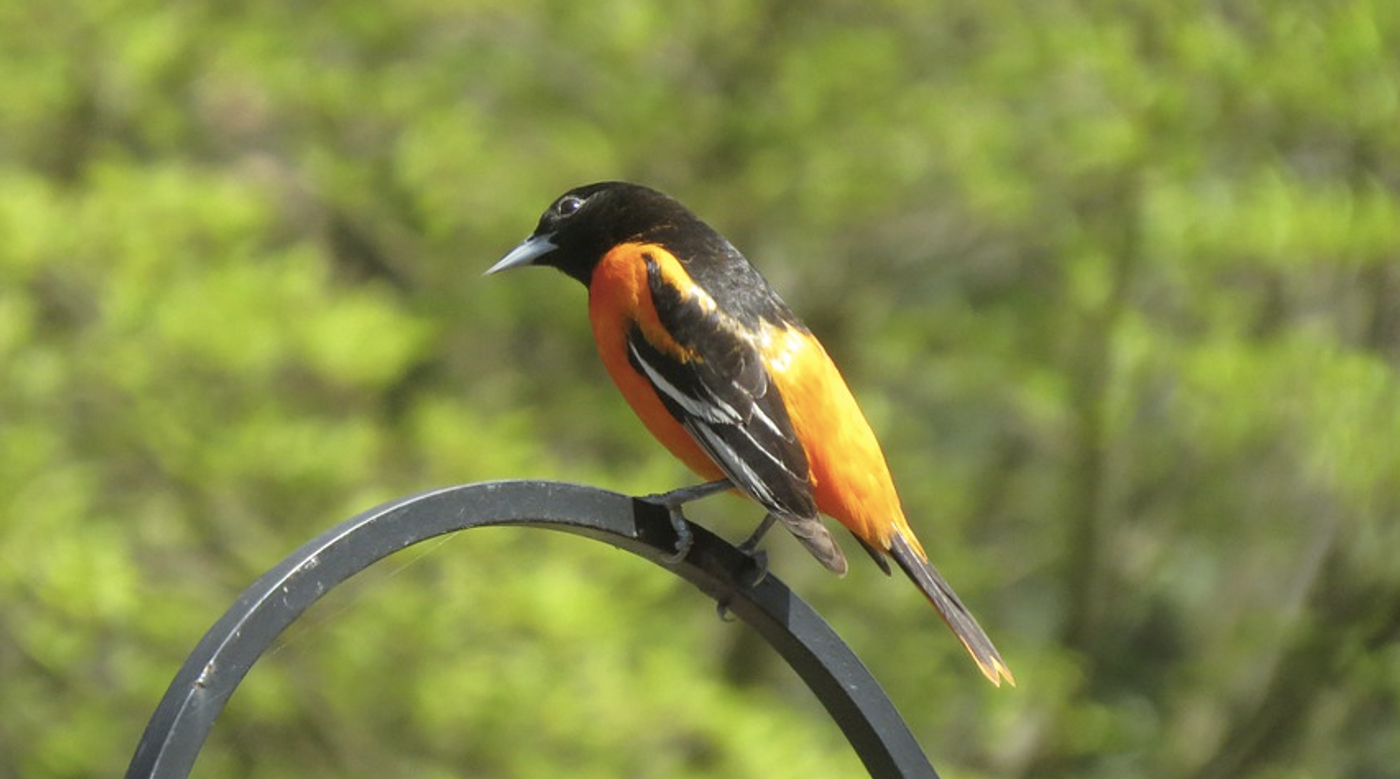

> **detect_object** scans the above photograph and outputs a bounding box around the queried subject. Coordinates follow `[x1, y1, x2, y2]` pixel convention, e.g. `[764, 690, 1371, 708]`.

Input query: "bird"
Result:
[486, 182, 1013, 686]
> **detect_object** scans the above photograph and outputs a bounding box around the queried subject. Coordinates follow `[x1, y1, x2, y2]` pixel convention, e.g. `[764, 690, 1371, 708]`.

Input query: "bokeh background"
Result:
[3, 1, 1398, 777]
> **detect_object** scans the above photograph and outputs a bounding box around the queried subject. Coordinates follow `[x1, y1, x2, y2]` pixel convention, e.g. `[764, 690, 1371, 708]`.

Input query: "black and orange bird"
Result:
[487, 182, 1013, 686]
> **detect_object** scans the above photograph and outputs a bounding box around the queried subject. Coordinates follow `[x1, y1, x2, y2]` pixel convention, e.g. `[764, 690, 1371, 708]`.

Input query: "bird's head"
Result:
[486, 182, 697, 285]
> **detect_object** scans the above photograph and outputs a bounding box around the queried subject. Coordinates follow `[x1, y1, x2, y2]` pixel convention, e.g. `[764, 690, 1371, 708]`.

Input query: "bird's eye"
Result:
[555, 195, 584, 217]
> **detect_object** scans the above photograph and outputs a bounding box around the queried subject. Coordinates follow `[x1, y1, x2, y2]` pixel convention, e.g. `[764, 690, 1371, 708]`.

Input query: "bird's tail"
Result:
[888, 532, 1015, 687]
[777, 513, 848, 575]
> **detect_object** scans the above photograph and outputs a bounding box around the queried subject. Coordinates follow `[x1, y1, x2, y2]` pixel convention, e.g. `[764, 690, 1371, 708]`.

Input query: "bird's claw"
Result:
[742, 548, 769, 587]
[642, 479, 728, 564]
[736, 519, 771, 586]
[663, 507, 693, 563]
[713, 550, 766, 622]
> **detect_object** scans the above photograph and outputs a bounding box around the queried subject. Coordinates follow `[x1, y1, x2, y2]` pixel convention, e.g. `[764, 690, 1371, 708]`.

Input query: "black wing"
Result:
[627, 327, 813, 516]
[626, 262, 811, 518]
[627, 255, 845, 572]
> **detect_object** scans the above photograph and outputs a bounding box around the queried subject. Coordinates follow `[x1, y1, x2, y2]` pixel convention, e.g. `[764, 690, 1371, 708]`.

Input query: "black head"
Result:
[486, 182, 707, 285]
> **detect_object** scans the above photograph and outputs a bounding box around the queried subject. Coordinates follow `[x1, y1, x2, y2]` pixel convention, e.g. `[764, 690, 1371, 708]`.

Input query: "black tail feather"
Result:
[888, 533, 1015, 686]
[854, 533, 893, 576]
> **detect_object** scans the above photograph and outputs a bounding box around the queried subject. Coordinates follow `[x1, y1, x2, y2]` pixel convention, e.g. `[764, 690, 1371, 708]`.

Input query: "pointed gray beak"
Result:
[484, 233, 558, 276]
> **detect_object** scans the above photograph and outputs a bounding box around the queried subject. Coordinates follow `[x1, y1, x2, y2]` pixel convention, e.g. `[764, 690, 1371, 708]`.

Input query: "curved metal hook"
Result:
[124, 480, 938, 779]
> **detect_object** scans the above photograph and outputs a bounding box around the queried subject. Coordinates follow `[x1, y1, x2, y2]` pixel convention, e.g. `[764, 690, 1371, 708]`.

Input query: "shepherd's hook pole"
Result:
[124, 480, 939, 779]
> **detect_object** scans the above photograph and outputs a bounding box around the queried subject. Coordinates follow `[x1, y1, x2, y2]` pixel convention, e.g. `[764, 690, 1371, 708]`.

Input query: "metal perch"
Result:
[124, 480, 939, 779]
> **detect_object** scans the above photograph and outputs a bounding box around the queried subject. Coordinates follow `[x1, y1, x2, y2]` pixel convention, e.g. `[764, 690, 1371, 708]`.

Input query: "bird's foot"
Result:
[663, 505, 692, 563]
[713, 514, 778, 620]
[642, 479, 731, 563]
[736, 544, 770, 587]
[735, 514, 777, 586]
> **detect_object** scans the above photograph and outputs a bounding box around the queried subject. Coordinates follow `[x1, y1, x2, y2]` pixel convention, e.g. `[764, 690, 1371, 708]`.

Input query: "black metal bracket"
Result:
[124, 480, 938, 779]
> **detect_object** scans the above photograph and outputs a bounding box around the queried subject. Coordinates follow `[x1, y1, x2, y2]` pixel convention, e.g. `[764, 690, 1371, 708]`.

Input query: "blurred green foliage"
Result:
[2, 0, 1398, 777]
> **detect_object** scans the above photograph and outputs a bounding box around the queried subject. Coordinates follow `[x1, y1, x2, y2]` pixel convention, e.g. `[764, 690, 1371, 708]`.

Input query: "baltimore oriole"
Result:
[487, 182, 1013, 686]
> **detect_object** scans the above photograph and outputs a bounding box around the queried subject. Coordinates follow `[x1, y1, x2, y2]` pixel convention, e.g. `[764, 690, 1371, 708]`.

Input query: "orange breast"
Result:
[587, 243, 726, 482]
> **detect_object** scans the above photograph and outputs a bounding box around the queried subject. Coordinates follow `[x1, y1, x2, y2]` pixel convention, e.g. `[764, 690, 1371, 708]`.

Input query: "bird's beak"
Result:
[484, 233, 558, 276]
